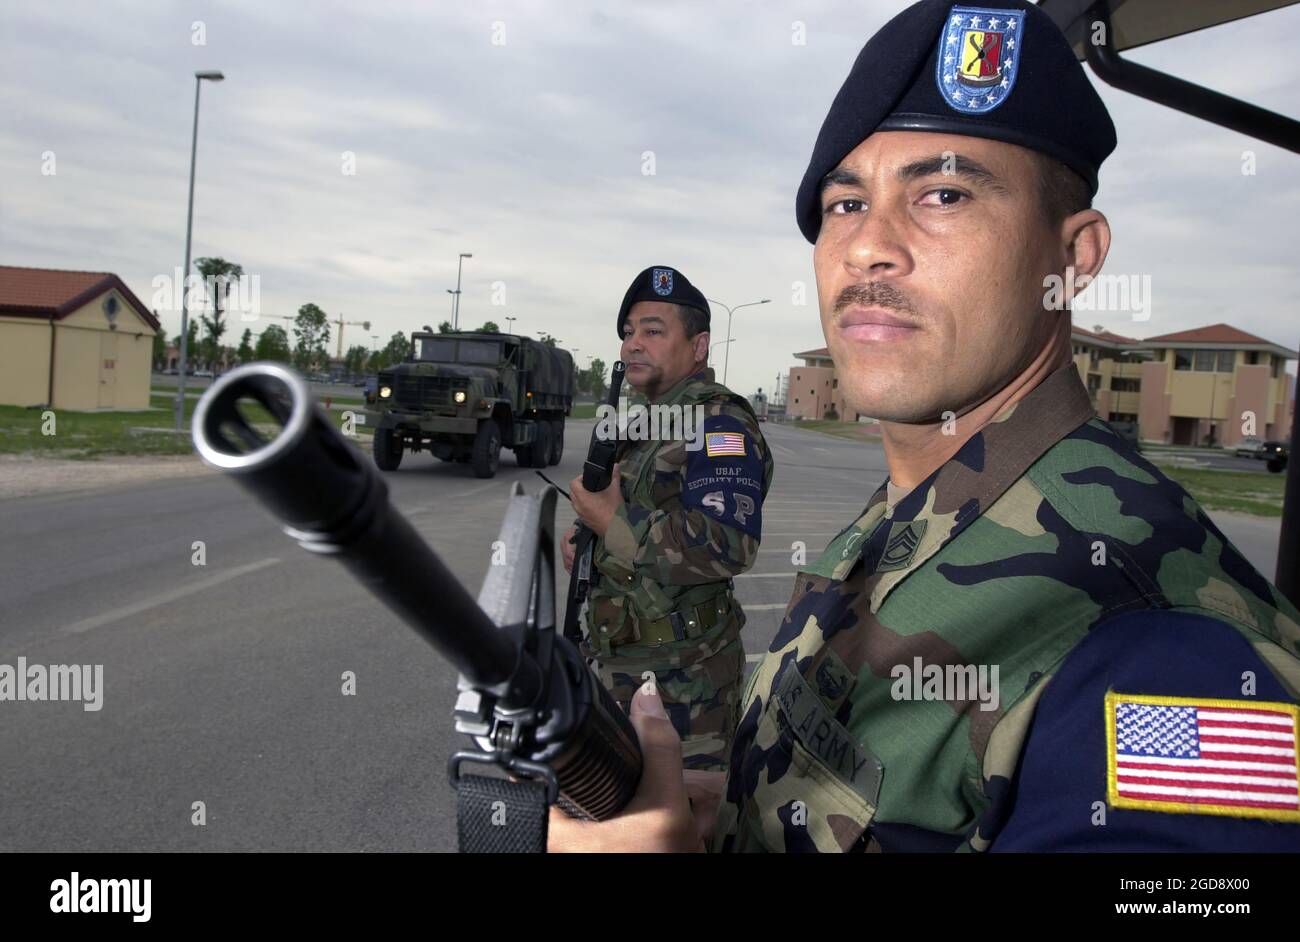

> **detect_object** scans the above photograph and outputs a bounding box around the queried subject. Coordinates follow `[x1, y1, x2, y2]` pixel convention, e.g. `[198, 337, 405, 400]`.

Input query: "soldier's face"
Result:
[621, 302, 708, 398]
[813, 131, 1064, 423]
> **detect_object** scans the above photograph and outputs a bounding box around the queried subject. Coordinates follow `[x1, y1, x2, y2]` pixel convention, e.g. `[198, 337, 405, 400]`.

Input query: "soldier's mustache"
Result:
[833, 283, 917, 317]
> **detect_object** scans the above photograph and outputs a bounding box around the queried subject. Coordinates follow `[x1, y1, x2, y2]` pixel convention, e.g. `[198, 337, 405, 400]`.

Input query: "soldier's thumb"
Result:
[627, 685, 688, 804]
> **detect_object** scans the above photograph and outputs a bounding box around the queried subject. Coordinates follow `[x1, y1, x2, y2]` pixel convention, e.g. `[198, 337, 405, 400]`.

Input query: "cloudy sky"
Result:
[3, 0, 1298, 395]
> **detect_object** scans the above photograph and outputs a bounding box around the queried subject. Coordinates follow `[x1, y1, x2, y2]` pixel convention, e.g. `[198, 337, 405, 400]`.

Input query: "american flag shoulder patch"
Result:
[705, 431, 746, 457]
[1105, 691, 1300, 823]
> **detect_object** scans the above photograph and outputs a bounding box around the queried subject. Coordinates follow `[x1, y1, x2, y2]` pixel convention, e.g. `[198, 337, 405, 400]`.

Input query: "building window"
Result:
[1246, 351, 1259, 365]
[1217, 350, 1235, 372]
[1174, 349, 1192, 371]
[832, 378, 838, 388]
[794, 398, 799, 404]
[1111, 377, 1140, 392]
[1193, 350, 1216, 372]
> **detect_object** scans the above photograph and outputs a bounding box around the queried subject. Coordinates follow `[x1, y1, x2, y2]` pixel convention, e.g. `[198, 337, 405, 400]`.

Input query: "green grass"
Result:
[569, 403, 599, 420]
[0, 395, 369, 459]
[790, 419, 882, 442]
[1158, 465, 1286, 517]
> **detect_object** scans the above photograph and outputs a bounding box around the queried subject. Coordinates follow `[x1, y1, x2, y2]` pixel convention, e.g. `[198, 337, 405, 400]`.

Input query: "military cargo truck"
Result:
[367, 332, 574, 478]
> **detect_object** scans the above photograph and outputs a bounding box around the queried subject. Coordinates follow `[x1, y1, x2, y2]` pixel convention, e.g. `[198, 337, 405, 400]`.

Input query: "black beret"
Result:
[796, 0, 1116, 243]
[615, 266, 710, 339]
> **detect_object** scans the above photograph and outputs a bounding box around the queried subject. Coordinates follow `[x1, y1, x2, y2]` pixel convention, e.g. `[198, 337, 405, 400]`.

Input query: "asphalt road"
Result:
[0, 421, 1282, 852]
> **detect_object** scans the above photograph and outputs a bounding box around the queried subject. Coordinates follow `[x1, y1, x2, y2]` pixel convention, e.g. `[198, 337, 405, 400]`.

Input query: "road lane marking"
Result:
[741, 603, 789, 611]
[63, 557, 283, 634]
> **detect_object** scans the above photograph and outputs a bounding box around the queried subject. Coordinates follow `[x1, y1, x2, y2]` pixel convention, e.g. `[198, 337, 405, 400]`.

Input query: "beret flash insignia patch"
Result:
[651, 267, 674, 296]
[937, 6, 1024, 114]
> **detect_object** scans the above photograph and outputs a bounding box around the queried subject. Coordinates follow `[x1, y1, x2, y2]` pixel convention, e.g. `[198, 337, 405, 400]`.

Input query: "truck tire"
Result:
[374, 428, 403, 471]
[471, 421, 501, 478]
[547, 419, 563, 466]
[530, 420, 552, 469]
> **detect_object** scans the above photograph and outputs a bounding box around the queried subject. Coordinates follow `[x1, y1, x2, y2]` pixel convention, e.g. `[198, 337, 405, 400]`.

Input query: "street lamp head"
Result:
[460, 253, 473, 259]
[196, 70, 225, 82]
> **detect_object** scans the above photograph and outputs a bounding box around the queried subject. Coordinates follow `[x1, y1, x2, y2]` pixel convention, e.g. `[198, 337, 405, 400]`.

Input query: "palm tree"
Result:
[194, 257, 244, 370]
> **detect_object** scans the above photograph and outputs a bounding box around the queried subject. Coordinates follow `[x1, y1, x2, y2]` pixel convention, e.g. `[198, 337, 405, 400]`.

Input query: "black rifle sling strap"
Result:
[456, 774, 549, 853]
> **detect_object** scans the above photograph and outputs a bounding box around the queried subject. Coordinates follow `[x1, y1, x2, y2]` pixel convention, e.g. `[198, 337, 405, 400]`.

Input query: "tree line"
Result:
[149, 257, 610, 390]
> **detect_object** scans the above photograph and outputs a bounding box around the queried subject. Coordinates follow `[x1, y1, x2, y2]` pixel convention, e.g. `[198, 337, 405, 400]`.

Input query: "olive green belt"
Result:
[633, 595, 732, 647]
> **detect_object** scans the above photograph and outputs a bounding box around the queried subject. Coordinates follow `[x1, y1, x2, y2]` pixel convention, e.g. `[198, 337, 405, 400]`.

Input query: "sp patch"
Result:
[936, 6, 1024, 114]
[651, 268, 674, 296]
[682, 413, 765, 539]
[1105, 691, 1300, 823]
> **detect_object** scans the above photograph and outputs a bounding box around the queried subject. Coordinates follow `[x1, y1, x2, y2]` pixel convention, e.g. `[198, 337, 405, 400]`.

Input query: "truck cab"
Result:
[368, 332, 573, 478]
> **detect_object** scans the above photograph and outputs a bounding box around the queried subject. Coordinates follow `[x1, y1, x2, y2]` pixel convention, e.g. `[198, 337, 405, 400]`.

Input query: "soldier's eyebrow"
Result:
[625, 315, 667, 336]
[896, 154, 1008, 193]
[820, 167, 863, 192]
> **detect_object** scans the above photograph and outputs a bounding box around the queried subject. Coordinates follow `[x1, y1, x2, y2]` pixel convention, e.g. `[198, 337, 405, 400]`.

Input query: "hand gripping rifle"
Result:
[561, 360, 626, 648]
[191, 363, 641, 852]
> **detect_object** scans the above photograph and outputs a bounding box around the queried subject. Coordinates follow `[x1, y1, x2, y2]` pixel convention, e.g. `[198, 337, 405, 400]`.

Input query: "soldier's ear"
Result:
[692, 329, 710, 364]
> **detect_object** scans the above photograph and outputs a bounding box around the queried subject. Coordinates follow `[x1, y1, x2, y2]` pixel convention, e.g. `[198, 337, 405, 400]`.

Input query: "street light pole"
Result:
[453, 252, 472, 330]
[174, 69, 224, 430]
[709, 338, 734, 368]
[707, 296, 770, 386]
[505, 315, 517, 334]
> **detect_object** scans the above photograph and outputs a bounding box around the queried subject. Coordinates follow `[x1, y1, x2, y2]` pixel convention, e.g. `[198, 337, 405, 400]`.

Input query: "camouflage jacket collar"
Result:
[646, 366, 716, 407]
[846, 364, 1096, 613]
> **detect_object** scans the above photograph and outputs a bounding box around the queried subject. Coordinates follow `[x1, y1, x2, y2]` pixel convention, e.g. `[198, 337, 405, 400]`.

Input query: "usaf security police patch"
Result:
[936, 6, 1024, 114]
[1105, 692, 1300, 823]
[682, 414, 764, 539]
[651, 268, 674, 296]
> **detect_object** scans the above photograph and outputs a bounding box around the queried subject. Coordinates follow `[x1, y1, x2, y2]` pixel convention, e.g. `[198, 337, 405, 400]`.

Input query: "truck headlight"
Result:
[379, 386, 392, 399]
[454, 390, 467, 404]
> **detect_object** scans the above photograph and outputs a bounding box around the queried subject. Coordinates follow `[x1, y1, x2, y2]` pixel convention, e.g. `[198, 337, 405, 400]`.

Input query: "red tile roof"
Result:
[795, 347, 831, 359]
[0, 265, 160, 331]
[1071, 325, 1139, 344]
[1142, 323, 1278, 346]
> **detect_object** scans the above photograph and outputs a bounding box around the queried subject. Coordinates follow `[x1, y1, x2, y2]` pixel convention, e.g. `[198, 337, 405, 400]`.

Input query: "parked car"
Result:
[1235, 437, 1288, 459]
[1108, 420, 1141, 450]
[1234, 436, 1265, 457]
[1262, 441, 1289, 473]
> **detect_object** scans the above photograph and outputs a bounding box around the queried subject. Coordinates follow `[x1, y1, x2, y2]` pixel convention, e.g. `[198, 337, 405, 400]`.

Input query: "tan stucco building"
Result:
[0, 266, 160, 410]
[786, 322, 1296, 445]
[1133, 325, 1295, 447]
[788, 348, 856, 420]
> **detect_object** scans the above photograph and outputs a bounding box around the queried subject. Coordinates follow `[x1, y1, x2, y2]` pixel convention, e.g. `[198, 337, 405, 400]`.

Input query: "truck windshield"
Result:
[456, 341, 500, 365]
[415, 338, 457, 362]
[413, 338, 500, 364]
